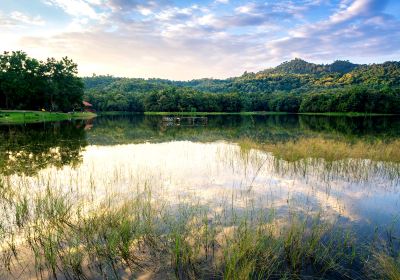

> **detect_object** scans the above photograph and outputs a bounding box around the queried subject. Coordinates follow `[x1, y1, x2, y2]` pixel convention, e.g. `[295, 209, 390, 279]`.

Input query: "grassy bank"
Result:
[97, 111, 143, 116]
[0, 110, 96, 124]
[141, 111, 396, 117]
[298, 112, 397, 116]
[145, 111, 290, 116]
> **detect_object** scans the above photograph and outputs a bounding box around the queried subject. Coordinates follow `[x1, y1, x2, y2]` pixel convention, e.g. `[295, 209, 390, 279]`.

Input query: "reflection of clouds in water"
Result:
[8, 141, 400, 228]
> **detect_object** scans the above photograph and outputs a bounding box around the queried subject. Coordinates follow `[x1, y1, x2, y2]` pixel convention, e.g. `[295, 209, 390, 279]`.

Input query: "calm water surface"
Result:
[1, 114, 400, 239]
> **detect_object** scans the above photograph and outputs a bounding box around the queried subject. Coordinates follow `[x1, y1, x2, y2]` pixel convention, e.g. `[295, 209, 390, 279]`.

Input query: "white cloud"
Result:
[2, 0, 399, 79]
[10, 12, 45, 26]
[42, 0, 102, 19]
[0, 11, 45, 27]
[66, 17, 90, 32]
[137, 6, 153, 16]
[235, 4, 255, 14]
[264, 0, 399, 63]
[330, 0, 381, 23]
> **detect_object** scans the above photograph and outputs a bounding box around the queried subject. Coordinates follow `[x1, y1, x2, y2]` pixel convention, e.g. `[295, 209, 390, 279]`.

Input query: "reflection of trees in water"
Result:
[299, 115, 400, 138]
[87, 114, 400, 145]
[2, 114, 400, 177]
[0, 121, 88, 176]
[86, 114, 304, 145]
[86, 114, 400, 184]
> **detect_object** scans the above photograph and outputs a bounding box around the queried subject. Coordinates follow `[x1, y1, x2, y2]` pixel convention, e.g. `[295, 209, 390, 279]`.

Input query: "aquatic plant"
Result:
[0, 175, 398, 279]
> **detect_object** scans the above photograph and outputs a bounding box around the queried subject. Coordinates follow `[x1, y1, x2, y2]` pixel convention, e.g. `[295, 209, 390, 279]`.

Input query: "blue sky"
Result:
[1, 0, 399, 79]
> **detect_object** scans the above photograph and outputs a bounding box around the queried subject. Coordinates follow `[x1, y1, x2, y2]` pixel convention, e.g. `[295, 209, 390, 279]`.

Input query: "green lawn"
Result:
[0, 110, 97, 124]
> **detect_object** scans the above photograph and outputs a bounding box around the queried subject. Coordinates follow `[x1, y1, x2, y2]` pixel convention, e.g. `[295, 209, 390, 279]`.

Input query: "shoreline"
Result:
[144, 111, 398, 117]
[0, 110, 97, 124]
[1, 110, 397, 124]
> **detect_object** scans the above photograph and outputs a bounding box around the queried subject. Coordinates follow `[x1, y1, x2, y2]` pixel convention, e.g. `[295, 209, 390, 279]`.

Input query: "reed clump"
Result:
[0, 176, 397, 279]
[262, 138, 400, 163]
[372, 253, 400, 280]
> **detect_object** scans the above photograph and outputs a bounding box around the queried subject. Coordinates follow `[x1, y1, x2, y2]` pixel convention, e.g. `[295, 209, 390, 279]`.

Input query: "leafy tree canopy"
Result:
[83, 59, 400, 114]
[0, 51, 84, 112]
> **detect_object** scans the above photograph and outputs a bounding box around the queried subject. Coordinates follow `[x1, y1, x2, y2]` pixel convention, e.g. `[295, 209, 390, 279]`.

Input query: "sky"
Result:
[0, 0, 400, 80]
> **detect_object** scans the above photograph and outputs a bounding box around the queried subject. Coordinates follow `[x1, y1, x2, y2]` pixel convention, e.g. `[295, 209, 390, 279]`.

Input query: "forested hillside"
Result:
[83, 59, 400, 113]
[1, 52, 399, 114]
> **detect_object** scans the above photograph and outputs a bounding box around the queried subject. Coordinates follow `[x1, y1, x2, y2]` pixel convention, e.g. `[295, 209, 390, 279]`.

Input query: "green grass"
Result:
[97, 111, 142, 116]
[139, 111, 396, 117]
[238, 137, 400, 163]
[0, 110, 96, 124]
[372, 252, 400, 280]
[66, 110, 400, 118]
[144, 111, 290, 116]
[298, 112, 397, 116]
[0, 174, 397, 279]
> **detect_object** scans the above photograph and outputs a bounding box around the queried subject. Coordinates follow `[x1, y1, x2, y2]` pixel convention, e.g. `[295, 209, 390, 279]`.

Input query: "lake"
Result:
[1, 114, 399, 279]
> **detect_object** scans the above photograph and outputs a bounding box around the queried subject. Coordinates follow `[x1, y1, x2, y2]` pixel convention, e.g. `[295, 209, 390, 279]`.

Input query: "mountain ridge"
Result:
[84, 58, 400, 95]
[83, 58, 400, 114]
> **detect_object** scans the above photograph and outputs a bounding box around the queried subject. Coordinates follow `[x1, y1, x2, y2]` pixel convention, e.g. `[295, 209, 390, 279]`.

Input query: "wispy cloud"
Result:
[1, 0, 399, 79]
[268, 0, 400, 62]
[0, 11, 45, 27]
[42, 0, 103, 19]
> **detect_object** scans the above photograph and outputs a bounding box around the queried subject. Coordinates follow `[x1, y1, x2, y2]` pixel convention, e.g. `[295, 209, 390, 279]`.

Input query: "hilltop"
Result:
[1, 52, 399, 117]
[257, 58, 359, 75]
[81, 58, 400, 114]
[84, 58, 400, 94]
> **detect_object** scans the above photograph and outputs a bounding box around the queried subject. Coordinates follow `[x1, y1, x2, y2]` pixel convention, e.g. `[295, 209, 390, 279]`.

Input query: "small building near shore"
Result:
[82, 101, 95, 112]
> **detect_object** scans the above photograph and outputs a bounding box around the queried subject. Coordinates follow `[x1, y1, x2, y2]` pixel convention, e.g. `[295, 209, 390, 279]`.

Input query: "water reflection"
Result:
[4, 141, 399, 230]
[1, 114, 400, 279]
[1, 115, 400, 232]
[3, 114, 400, 175]
[0, 120, 87, 175]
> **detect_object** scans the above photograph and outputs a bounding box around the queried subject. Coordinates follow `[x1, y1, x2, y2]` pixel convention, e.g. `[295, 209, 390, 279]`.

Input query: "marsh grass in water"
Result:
[0, 176, 399, 279]
[237, 137, 400, 163]
[232, 138, 400, 187]
[1, 115, 400, 279]
[372, 252, 400, 280]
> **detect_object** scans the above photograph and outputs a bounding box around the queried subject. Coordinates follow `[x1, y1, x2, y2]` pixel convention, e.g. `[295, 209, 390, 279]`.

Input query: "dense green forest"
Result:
[0, 51, 84, 111]
[84, 58, 400, 114]
[1, 52, 399, 114]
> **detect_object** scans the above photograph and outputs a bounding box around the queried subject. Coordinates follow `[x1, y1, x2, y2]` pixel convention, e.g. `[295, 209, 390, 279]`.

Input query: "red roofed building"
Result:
[82, 101, 95, 112]
[82, 101, 92, 107]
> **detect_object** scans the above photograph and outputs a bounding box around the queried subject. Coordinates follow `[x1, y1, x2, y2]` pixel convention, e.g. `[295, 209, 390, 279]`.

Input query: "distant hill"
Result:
[258, 58, 359, 76]
[82, 58, 400, 114]
[337, 61, 400, 86]
[83, 59, 400, 95]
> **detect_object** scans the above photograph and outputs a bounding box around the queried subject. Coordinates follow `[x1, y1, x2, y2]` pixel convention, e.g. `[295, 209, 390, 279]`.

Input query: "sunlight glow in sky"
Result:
[1, 0, 399, 79]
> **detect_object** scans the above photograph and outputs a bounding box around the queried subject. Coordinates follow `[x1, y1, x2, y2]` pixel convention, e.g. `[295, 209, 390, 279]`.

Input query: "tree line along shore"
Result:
[1, 51, 400, 124]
